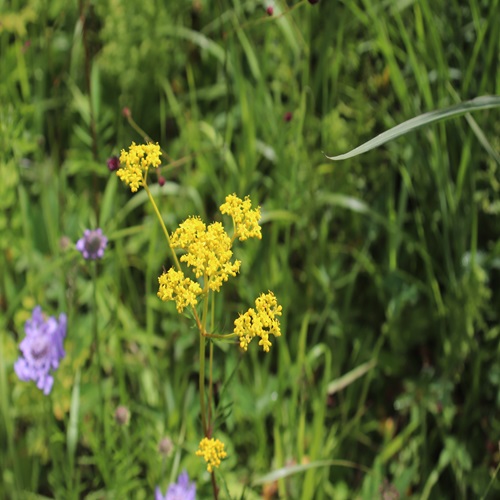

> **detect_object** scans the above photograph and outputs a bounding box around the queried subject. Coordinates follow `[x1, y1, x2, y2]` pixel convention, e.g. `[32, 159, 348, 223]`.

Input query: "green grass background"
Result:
[1, 0, 500, 498]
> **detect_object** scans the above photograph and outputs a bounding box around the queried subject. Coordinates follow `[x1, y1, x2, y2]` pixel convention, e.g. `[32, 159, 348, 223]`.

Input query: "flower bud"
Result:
[107, 156, 120, 172]
[158, 436, 173, 456]
[114, 405, 130, 426]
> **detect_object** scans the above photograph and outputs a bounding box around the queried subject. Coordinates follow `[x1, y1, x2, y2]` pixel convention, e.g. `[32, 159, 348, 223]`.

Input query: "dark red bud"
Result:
[283, 111, 293, 122]
[107, 156, 120, 171]
[266, 6, 273, 15]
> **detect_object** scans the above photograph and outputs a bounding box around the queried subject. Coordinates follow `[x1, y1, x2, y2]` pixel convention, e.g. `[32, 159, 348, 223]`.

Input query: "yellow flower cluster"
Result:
[117, 142, 162, 192]
[157, 268, 203, 313]
[196, 437, 227, 473]
[220, 194, 262, 241]
[157, 195, 262, 311]
[170, 217, 241, 292]
[234, 292, 282, 352]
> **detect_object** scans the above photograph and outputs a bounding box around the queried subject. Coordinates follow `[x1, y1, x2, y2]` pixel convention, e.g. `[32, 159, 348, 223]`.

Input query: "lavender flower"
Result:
[76, 228, 108, 260]
[155, 471, 196, 500]
[14, 306, 67, 395]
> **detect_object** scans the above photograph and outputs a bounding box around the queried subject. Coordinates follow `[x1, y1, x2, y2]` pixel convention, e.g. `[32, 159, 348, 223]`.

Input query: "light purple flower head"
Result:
[76, 228, 108, 260]
[155, 470, 196, 500]
[14, 306, 67, 395]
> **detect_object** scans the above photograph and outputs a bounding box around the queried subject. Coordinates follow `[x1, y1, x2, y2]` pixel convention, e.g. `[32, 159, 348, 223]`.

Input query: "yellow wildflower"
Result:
[220, 194, 262, 241]
[196, 437, 227, 473]
[117, 142, 162, 192]
[157, 268, 202, 313]
[170, 217, 241, 292]
[234, 292, 282, 352]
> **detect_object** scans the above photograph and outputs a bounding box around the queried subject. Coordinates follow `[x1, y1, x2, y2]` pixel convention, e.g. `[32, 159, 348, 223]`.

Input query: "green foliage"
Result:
[1, 0, 500, 498]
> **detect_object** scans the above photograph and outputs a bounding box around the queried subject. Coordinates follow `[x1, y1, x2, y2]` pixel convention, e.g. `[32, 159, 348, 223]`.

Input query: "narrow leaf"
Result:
[326, 95, 500, 161]
[327, 359, 377, 395]
[252, 459, 369, 486]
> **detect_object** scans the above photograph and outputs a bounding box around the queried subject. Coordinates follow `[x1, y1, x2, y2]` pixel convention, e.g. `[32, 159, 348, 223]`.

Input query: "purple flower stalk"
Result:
[155, 471, 196, 500]
[14, 306, 67, 395]
[76, 228, 108, 260]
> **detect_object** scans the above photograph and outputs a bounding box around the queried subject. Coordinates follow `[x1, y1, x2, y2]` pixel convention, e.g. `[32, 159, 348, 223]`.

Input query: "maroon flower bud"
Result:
[107, 155, 120, 172]
[283, 111, 293, 122]
[122, 107, 131, 118]
[266, 6, 273, 15]
[158, 175, 166, 187]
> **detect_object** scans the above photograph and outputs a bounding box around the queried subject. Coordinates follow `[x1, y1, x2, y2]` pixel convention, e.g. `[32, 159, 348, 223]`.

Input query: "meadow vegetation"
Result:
[1, 0, 499, 498]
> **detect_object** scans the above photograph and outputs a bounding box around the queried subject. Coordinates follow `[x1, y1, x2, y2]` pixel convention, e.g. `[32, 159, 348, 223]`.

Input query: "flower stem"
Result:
[91, 262, 106, 446]
[208, 341, 214, 430]
[200, 287, 211, 437]
[143, 183, 181, 271]
[211, 471, 219, 500]
[208, 292, 215, 430]
[199, 333, 207, 437]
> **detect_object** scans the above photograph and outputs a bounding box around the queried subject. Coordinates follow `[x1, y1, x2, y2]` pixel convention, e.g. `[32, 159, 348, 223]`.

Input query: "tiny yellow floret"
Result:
[196, 437, 227, 473]
[117, 142, 162, 192]
[220, 194, 262, 241]
[233, 291, 282, 352]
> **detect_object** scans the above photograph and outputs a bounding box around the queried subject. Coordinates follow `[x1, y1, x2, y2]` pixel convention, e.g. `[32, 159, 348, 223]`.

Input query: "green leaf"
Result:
[327, 359, 377, 396]
[326, 95, 500, 160]
[252, 460, 369, 486]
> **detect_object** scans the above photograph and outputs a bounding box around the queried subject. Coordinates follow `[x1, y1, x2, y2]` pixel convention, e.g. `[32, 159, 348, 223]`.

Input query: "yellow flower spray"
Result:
[117, 142, 283, 497]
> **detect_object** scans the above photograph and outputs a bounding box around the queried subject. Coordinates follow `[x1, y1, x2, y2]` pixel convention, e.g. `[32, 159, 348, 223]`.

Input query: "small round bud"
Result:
[158, 175, 166, 187]
[122, 107, 131, 118]
[59, 236, 71, 251]
[114, 405, 130, 426]
[283, 111, 293, 122]
[266, 6, 273, 15]
[158, 436, 173, 456]
[107, 155, 120, 172]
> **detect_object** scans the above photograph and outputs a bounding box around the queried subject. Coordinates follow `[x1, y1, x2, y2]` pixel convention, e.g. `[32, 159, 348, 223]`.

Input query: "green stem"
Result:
[143, 183, 181, 271]
[207, 291, 216, 430]
[91, 262, 105, 446]
[125, 115, 172, 162]
[199, 283, 211, 437]
[204, 332, 238, 340]
[143, 182, 205, 333]
[208, 341, 214, 431]
[199, 333, 207, 436]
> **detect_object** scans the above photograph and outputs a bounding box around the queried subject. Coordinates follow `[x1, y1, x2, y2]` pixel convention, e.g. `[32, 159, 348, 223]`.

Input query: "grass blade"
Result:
[326, 95, 500, 160]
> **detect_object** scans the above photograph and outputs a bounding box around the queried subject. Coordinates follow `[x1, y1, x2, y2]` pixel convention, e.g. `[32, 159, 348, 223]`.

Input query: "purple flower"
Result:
[14, 306, 67, 395]
[76, 228, 108, 260]
[155, 471, 196, 500]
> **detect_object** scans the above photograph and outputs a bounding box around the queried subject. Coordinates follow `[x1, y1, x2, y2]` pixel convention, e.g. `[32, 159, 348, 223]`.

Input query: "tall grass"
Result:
[1, 0, 499, 498]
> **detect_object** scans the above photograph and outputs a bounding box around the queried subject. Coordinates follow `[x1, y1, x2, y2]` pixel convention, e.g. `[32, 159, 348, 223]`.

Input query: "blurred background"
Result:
[1, 0, 499, 498]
